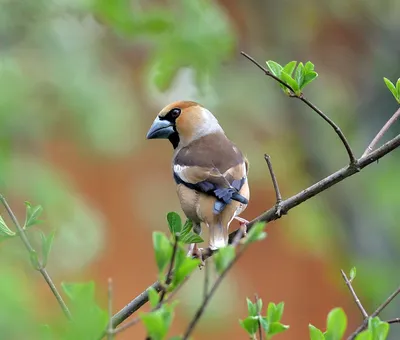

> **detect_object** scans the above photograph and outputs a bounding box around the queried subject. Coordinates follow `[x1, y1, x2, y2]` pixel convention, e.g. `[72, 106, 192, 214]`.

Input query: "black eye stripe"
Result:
[159, 107, 181, 122]
[170, 108, 181, 118]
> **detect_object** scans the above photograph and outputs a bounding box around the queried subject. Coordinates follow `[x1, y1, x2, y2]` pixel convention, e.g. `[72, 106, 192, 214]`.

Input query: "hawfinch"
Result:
[146, 101, 250, 257]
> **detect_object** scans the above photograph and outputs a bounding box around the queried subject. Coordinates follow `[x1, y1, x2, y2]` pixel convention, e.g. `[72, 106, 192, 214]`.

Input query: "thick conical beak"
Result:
[146, 117, 175, 139]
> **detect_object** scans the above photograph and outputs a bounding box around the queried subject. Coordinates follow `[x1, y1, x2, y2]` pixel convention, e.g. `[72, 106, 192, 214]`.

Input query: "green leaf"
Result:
[355, 330, 373, 340]
[24, 202, 44, 229]
[383, 77, 398, 102]
[268, 322, 290, 337]
[242, 222, 267, 244]
[167, 212, 182, 235]
[29, 250, 41, 270]
[141, 311, 168, 340]
[373, 323, 389, 340]
[350, 267, 357, 281]
[148, 287, 160, 309]
[300, 71, 318, 89]
[246, 298, 258, 317]
[214, 245, 235, 274]
[396, 78, 400, 102]
[39, 230, 55, 268]
[239, 316, 259, 335]
[61, 281, 95, 303]
[368, 317, 389, 340]
[266, 60, 283, 78]
[283, 61, 297, 76]
[169, 245, 200, 288]
[280, 71, 299, 93]
[309, 324, 325, 340]
[260, 317, 269, 331]
[180, 219, 193, 237]
[325, 307, 347, 340]
[275, 302, 285, 321]
[0, 215, 15, 236]
[153, 232, 173, 275]
[180, 232, 204, 244]
[172, 256, 200, 288]
[294, 62, 305, 92]
[141, 303, 176, 340]
[256, 298, 263, 314]
[304, 61, 315, 73]
[267, 302, 284, 323]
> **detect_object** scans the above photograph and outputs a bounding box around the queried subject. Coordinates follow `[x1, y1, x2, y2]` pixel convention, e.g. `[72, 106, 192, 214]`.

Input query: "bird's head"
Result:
[146, 101, 223, 149]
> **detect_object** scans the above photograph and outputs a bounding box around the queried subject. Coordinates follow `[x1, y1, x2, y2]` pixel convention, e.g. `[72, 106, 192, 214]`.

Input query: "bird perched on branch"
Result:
[146, 101, 250, 260]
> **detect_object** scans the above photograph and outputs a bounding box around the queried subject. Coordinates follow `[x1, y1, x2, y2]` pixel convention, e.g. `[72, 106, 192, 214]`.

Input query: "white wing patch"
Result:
[173, 164, 190, 182]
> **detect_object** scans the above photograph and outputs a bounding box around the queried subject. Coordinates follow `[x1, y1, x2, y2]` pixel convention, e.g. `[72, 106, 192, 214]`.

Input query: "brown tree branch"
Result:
[0, 195, 72, 320]
[370, 286, 400, 318]
[362, 107, 400, 157]
[255, 294, 264, 340]
[112, 276, 190, 336]
[241, 51, 357, 166]
[111, 133, 400, 328]
[111, 281, 162, 328]
[157, 235, 179, 308]
[264, 155, 283, 213]
[203, 259, 210, 300]
[340, 269, 368, 319]
[348, 286, 400, 339]
[387, 318, 400, 324]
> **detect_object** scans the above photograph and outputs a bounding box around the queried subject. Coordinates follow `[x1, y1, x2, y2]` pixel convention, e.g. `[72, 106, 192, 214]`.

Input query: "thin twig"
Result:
[163, 275, 190, 305]
[111, 134, 400, 327]
[113, 317, 141, 335]
[348, 286, 400, 339]
[264, 154, 283, 216]
[203, 260, 209, 300]
[387, 318, 400, 324]
[107, 278, 114, 340]
[370, 286, 400, 318]
[113, 276, 191, 336]
[157, 235, 179, 308]
[255, 294, 264, 340]
[362, 107, 400, 157]
[340, 270, 368, 319]
[182, 229, 246, 340]
[111, 238, 179, 328]
[241, 51, 357, 166]
[0, 195, 72, 320]
[111, 281, 163, 327]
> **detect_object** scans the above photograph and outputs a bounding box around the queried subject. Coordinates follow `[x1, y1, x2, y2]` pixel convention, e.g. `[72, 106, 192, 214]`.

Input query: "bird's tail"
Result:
[208, 222, 229, 250]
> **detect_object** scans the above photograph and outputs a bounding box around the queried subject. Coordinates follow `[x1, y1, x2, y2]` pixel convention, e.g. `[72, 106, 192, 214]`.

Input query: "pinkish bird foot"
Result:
[234, 216, 249, 236]
[187, 243, 205, 268]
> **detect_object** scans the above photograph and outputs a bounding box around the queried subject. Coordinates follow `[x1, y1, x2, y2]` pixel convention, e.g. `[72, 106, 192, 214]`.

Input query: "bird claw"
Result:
[187, 244, 205, 268]
[234, 216, 249, 236]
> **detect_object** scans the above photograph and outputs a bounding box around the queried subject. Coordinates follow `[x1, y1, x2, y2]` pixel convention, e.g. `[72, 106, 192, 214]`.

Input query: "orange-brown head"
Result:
[146, 101, 223, 148]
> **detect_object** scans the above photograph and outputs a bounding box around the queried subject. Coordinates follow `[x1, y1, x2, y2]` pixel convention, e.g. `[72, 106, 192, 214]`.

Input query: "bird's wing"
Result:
[173, 134, 248, 214]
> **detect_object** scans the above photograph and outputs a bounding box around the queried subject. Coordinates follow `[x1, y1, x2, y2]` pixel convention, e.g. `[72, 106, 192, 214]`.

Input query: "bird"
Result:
[146, 101, 250, 260]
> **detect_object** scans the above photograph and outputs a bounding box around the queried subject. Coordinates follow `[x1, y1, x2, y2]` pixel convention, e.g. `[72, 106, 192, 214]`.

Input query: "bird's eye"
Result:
[170, 108, 181, 118]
